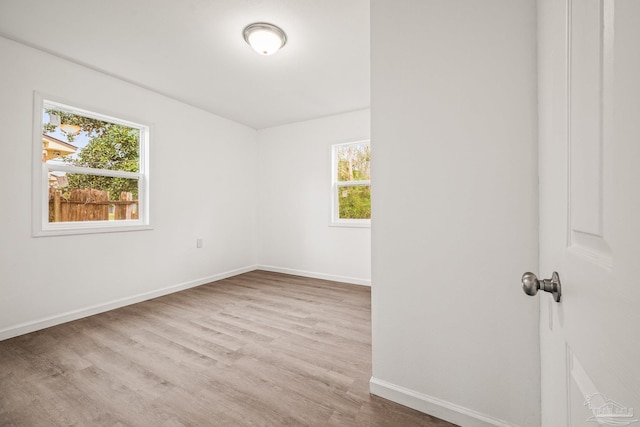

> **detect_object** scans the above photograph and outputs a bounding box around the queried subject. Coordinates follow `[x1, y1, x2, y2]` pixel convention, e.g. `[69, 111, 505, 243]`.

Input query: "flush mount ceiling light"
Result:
[243, 22, 287, 56]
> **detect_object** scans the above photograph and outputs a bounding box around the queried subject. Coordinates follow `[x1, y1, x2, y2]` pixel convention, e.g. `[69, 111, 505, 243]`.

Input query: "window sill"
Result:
[329, 221, 371, 229]
[33, 223, 153, 237]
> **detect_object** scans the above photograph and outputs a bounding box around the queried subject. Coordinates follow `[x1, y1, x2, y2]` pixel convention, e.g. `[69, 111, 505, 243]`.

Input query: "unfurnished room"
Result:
[0, 1, 638, 426]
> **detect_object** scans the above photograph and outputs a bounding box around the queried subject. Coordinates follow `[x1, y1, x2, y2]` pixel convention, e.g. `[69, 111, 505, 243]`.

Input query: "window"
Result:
[331, 140, 371, 226]
[33, 94, 150, 236]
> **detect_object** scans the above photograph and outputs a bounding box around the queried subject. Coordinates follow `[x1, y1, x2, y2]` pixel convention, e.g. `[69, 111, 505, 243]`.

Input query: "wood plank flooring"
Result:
[0, 270, 456, 426]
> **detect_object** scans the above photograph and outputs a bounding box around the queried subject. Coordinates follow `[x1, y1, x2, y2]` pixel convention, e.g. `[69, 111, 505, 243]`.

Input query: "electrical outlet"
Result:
[196, 238, 204, 248]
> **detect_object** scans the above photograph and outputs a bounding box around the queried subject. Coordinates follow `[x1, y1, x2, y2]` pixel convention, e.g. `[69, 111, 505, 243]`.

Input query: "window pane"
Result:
[338, 185, 371, 219]
[48, 173, 139, 222]
[43, 103, 140, 172]
[336, 143, 370, 182]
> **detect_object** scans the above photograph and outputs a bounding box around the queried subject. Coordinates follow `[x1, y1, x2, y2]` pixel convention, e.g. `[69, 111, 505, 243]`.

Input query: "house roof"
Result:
[42, 134, 78, 161]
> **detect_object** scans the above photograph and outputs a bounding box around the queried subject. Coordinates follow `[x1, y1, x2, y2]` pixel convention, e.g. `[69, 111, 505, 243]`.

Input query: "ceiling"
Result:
[0, 0, 370, 129]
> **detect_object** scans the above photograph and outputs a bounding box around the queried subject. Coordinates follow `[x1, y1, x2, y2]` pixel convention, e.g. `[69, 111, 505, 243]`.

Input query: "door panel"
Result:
[569, 0, 612, 264]
[538, 0, 640, 425]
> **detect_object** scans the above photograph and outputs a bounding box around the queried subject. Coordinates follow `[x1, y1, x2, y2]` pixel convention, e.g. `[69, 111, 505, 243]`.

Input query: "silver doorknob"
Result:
[521, 272, 562, 302]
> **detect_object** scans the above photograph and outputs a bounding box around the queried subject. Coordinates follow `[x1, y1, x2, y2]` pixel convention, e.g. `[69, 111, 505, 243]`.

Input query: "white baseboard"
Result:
[369, 377, 517, 427]
[256, 265, 371, 286]
[0, 265, 257, 342]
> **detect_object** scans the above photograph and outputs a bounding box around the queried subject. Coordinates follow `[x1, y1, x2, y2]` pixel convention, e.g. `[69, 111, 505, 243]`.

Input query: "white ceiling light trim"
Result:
[243, 22, 287, 56]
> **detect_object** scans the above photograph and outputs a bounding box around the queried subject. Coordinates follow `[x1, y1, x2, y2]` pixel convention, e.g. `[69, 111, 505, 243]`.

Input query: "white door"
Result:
[537, 0, 640, 425]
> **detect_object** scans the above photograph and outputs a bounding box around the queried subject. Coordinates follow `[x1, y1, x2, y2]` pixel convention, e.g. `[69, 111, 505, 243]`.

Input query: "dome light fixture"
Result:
[243, 22, 287, 56]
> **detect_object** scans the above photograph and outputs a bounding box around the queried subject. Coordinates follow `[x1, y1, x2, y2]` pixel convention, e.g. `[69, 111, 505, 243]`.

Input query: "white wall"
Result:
[257, 110, 371, 285]
[370, 1, 540, 426]
[0, 37, 258, 339]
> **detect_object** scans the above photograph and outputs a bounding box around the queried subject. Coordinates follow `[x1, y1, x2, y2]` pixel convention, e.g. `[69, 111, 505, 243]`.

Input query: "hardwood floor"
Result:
[0, 271, 456, 426]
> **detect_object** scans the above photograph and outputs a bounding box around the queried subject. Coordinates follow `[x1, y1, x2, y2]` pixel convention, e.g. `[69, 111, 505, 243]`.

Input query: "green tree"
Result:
[64, 124, 140, 200]
[337, 144, 371, 182]
[336, 143, 371, 219]
[339, 186, 371, 219]
[44, 109, 114, 142]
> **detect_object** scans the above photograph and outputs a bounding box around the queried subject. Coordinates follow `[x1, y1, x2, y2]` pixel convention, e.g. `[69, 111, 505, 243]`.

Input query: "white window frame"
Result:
[330, 140, 371, 227]
[32, 92, 151, 236]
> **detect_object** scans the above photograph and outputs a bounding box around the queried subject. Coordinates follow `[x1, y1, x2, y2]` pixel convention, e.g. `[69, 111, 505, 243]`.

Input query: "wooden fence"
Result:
[49, 188, 138, 222]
